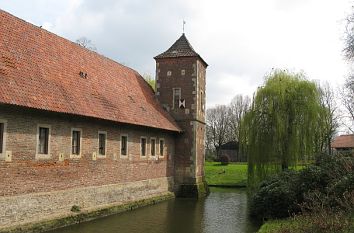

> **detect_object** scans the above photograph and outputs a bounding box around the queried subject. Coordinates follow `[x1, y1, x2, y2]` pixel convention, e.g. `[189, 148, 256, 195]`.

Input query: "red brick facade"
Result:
[0, 105, 175, 197]
[0, 9, 208, 231]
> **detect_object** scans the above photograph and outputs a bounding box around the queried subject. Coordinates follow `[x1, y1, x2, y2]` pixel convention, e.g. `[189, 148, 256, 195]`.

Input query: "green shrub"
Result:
[250, 155, 354, 220]
[250, 170, 300, 219]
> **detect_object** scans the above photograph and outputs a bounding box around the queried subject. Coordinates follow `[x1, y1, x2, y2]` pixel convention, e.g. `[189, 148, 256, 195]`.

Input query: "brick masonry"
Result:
[0, 104, 177, 229]
[155, 56, 207, 191]
[0, 177, 173, 230]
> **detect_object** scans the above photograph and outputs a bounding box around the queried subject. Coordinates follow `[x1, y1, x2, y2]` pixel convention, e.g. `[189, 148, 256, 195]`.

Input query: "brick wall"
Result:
[0, 105, 176, 197]
[155, 57, 206, 186]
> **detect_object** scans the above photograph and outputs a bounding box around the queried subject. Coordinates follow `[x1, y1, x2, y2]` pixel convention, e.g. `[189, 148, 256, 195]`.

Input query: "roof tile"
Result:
[0, 10, 181, 132]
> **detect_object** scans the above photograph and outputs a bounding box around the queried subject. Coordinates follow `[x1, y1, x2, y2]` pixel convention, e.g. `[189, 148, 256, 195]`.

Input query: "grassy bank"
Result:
[258, 213, 354, 233]
[204, 162, 247, 187]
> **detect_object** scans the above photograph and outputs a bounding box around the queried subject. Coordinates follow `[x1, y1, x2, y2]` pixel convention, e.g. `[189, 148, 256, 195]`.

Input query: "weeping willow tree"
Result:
[241, 70, 325, 188]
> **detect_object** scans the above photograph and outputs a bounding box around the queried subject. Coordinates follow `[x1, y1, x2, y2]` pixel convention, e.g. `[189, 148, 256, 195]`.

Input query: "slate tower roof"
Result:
[0, 10, 181, 132]
[154, 33, 208, 66]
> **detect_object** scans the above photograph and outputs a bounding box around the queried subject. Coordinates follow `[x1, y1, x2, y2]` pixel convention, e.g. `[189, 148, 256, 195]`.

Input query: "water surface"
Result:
[49, 188, 260, 233]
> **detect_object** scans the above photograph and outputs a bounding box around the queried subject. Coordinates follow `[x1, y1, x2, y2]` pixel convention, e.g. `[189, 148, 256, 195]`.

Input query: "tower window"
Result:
[172, 88, 181, 109]
[167, 71, 172, 76]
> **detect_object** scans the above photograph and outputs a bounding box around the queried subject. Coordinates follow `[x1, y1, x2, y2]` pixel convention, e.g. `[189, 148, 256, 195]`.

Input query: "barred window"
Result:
[159, 139, 164, 156]
[38, 127, 49, 154]
[141, 137, 146, 156]
[72, 130, 81, 155]
[121, 135, 128, 156]
[0, 123, 4, 154]
[150, 138, 156, 156]
[98, 132, 106, 156]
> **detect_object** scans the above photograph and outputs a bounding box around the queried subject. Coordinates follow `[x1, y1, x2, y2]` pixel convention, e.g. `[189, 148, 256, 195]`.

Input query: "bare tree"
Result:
[206, 105, 229, 157]
[340, 76, 354, 133]
[76, 37, 97, 51]
[227, 95, 251, 142]
[317, 82, 339, 154]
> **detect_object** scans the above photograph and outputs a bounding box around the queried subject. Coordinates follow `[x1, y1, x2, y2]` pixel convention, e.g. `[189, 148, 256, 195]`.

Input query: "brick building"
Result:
[0, 10, 207, 232]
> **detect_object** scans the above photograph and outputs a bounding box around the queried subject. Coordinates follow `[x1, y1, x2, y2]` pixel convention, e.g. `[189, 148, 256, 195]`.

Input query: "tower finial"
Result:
[183, 20, 186, 34]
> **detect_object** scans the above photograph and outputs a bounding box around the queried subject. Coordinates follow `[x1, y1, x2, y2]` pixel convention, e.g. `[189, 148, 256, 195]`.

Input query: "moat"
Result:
[48, 188, 260, 233]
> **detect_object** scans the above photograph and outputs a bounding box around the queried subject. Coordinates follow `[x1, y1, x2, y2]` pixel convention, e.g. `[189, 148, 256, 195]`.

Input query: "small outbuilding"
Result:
[331, 134, 354, 156]
[218, 141, 246, 162]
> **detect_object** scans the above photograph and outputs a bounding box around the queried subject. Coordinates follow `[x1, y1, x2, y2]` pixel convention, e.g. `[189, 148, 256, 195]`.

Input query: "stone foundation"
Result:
[176, 177, 209, 198]
[0, 177, 174, 233]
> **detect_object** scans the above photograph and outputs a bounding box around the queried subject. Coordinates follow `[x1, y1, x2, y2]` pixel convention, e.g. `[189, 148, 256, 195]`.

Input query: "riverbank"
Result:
[204, 162, 247, 187]
[258, 213, 354, 233]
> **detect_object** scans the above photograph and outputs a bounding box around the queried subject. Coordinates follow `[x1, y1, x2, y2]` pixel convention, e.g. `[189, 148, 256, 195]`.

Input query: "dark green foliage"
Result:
[250, 155, 354, 220]
[250, 170, 300, 219]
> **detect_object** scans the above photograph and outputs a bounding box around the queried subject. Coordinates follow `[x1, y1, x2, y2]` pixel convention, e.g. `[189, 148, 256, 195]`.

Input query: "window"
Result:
[121, 135, 128, 156]
[98, 132, 106, 156]
[172, 88, 181, 109]
[159, 139, 164, 157]
[71, 130, 81, 155]
[141, 137, 147, 157]
[181, 69, 185, 76]
[150, 138, 156, 156]
[0, 123, 4, 154]
[167, 71, 172, 76]
[38, 127, 49, 154]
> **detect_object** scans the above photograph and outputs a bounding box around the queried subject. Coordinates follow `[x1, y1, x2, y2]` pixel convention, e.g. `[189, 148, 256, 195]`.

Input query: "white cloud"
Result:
[0, 0, 352, 107]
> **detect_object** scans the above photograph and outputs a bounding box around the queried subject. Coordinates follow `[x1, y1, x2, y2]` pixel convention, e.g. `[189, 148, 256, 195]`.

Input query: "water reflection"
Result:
[49, 188, 260, 233]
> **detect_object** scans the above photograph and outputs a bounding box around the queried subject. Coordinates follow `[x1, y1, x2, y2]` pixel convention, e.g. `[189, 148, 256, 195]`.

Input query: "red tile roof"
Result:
[331, 135, 354, 149]
[0, 10, 181, 132]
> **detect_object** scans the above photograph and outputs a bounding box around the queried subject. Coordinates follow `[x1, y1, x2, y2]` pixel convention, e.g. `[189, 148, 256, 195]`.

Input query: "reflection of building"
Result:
[331, 134, 354, 155]
[0, 9, 208, 232]
[218, 141, 246, 162]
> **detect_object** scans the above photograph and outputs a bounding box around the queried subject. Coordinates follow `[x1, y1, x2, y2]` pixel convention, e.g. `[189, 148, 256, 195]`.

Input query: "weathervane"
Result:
[183, 20, 186, 33]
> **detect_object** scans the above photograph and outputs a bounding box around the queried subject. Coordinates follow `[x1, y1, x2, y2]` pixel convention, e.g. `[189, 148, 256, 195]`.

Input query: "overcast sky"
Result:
[1, 0, 352, 108]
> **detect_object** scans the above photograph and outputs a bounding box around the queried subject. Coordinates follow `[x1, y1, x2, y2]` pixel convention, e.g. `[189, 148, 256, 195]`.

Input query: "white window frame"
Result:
[36, 124, 51, 160]
[70, 128, 82, 159]
[140, 136, 147, 158]
[172, 88, 181, 110]
[181, 69, 185, 76]
[150, 137, 156, 157]
[97, 131, 107, 158]
[167, 70, 172, 76]
[159, 138, 165, 158]
[120, 134, 129, 158]
[0, 119, 7, 160]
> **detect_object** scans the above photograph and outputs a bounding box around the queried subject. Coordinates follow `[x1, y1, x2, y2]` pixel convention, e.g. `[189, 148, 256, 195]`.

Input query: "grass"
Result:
[204, 161, 247, 187]
[258, 213, 354, 233]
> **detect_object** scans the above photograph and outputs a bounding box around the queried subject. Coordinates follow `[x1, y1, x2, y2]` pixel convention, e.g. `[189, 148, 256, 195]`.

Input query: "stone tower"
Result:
[154, 34, 208, 197]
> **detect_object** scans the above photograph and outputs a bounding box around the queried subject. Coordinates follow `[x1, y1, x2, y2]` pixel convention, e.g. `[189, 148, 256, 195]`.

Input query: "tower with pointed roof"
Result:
[155, 34, 208, 197]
